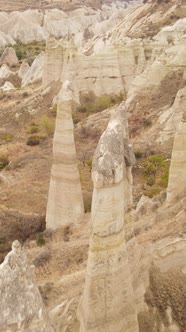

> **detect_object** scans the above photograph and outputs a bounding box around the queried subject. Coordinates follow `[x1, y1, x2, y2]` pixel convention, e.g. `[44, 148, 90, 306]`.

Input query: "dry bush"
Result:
[33, 248, 51, 267]
[0, 151, 9, 169]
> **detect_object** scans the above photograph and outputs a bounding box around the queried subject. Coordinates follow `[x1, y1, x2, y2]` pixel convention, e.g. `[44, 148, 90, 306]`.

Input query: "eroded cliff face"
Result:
[167, 111, 186, 202]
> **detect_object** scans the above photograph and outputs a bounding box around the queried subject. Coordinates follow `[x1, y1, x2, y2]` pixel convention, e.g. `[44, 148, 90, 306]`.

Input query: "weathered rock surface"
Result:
[167, 111, 186, 202]
[18, 62, 30, 79]
[22, 51, 44, 87]
[0, 47, 18, 66]
[0, 240, 54, 332]
[78, 104, 139, 332]
[0, 31, 15, 49]
[0, 81, 15, 91]
[0, 64, 14, 79]
[46, 81, 84, 230]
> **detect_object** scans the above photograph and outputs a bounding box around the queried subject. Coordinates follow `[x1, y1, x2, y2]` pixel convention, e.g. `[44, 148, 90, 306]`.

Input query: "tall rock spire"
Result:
[167, 109, 186, 202]
[78, 103, 139, 332]
[46, 80, 84, 229]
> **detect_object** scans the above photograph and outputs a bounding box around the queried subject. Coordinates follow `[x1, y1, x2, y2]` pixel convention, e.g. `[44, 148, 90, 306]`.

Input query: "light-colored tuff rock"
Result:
[0, 64, 14, 79]
[46, 81, 84, 230]
[0, 240, 54, 332]
[0, 3, 136, 46]
[167, 111, 186, 202]
[18, 62, 30, 79]
[78, 103, 139, 332]
[0, 47, 18, 66]
[157, 87, 186, 144]
[0, 31, 16, 49]
[22, 51, 44, 87]
[0, 10, 46, 44]
[0, 81, 15, 91]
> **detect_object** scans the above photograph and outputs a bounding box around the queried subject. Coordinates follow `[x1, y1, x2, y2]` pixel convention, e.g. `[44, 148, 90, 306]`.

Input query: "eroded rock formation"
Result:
[167, 110, 186, 202]
[78, 103, 139, 332]
[0, 47, 18, 66]
[46, 80, 84, 230]
[0, 240, 54, 332]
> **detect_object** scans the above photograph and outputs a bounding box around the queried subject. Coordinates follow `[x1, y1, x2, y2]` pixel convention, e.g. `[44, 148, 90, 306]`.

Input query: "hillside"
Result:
[0, 0, 185, 331]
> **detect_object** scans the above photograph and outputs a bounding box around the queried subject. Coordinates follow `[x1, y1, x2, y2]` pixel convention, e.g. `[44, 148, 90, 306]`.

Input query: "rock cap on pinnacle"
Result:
[58, 80, 73, 102]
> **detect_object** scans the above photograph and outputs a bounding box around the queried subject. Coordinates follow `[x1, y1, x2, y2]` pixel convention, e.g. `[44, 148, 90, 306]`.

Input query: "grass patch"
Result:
[78, 91, 126, 115]
[1, 133, 13, 142]
[40, 115, 55, 136]
[26, 122, 39, 134]
[36, 234, 45, 246]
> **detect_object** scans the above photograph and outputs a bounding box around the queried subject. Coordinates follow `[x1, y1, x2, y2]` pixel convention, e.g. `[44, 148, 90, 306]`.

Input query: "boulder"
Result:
[0, 47, 18, 66]
[18, 61, 30, 79]
[0, 64, 14, 79]
[0, 81, 15, 91]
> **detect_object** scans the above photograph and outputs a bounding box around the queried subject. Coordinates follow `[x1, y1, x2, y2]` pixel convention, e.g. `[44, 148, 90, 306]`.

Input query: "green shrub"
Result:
[2, 133, 13, 142]
[146, 175, 155, 186]
[0, 153, 9, 169]
[13, 44, 26, 60]
[27, 122, 39, 134]
[78, 92, 126, 115]
[26, 123, 39, 134]
[51, 104, 57, 116]
[143, 154, 168, 178]
[36, 234, 45, 246]
[142, 154, 169, 196]
[86, 159, 92, 168]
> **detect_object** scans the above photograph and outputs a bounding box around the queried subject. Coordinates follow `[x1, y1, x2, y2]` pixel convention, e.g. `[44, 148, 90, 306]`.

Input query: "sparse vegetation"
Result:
[40, 115, 55, 136]
[33, 249, 51, 267]
[142, 154, 169, 197]
[2, 133, 13, 142]
[36, 234, 45, 246]
[26, 122, 39, 134]
[13, 42, 45, 61]
[78, 92, 126, 115]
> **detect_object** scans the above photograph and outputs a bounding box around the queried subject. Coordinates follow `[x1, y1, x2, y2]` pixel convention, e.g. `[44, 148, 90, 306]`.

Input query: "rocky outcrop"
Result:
[46, 81, 84, 230]
[78, 103, 139, 332]
[0, 64, 14, 79]
[0, 47, 18, 66]
[22, 51, 44, 87]
[0, 240, 54, 332]
[0, 81, 15, 91]
[0, 31, 15, 49]
[167, 110, 186, 202]
[18, 62, 30, 79]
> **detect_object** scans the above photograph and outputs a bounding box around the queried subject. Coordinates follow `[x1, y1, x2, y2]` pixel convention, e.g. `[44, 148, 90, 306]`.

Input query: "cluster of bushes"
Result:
[26, 116, 55, 146]
[142, 154, 169, 198]
[13, 41, 45, 61]
[77, 92, 125, 116]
